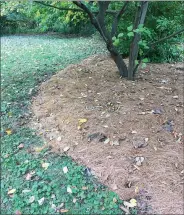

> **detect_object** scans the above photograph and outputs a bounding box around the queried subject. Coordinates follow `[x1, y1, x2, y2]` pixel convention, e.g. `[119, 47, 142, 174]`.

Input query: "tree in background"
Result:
[1, 1, 184, 80]
[36, 1, 184, 80]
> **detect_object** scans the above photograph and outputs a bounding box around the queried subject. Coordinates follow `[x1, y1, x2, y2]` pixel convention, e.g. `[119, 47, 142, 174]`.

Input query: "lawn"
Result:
[1, 35, 136, 214]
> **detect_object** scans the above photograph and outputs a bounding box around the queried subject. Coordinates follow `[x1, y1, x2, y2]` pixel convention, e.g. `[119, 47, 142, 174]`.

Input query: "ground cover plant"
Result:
[1, 35, 138, 214]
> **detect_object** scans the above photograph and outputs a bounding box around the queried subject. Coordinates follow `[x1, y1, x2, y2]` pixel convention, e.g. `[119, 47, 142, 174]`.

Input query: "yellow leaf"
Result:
[60, 209, 69, 213]
[8, 189, 16, 195]
[34, 146, 45, 153]
[6, 129, 12, 135]
[42, 162, 49, 170]
[78, 118, 87, 124]
[135, 186, 139, 194]
[130, 198, 137, 207]
[8, 112, 12, 117]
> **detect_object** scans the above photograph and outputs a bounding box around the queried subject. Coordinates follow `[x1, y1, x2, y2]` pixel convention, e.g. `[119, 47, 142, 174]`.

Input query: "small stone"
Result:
[57, 136, 62, 141]
[104, 138, 110, 144]
[135, 156, 144, 166]
[111, 140, 120, 146]
[63, 146, 70, 152]
[17, 143, 24, 149]
[173, 95, 179, 99]
[131, 130, 137, 134]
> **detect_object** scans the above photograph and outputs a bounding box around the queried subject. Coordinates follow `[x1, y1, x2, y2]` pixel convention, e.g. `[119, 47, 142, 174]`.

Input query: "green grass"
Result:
[1, 35, 137, 214]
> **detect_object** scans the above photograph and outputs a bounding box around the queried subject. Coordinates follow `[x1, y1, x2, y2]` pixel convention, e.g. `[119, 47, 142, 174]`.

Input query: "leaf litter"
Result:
[30, 55, 184, 214]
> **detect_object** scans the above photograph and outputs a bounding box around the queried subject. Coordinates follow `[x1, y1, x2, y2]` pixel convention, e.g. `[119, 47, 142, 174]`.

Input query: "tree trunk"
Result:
[128, 1, 148, 80]
[73, 1, 128, 78]
[110, 52, 128, 77]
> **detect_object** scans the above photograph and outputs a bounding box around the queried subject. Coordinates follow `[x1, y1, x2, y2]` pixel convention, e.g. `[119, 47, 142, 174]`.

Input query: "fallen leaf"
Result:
[131, 130, 137, 134]
[145, 138, 149, 142]
[25, 173, 33, 181]
[78, 118, 88, 129]
[34, 146, 45, 153]
[111, 140, 120, 146]
[22, 189, 31, 193]
[135, 186, 139, 194]
[57, 136, 62, 141]
[151, 108, 163, 114]
[112, 184, 118, 190]
[84, 168, 91, 176]
[63, 166, 68, 174]
[60, 209, 69, 213]
[15, 210, 22, 215]
[6, 129, 12, 135]
[104, 138, 110, 144]
[51, 203, 56, 209]
[73, 198, 77, 203]
[130, 199, 137, 207]
[4, 154, 9, 158]
[17, 143, 24, 149]
[8, 112, 12, 117]
[133, 165, 140, 170]
[113, 197, 117, 203]
[153, 146, 157, 151]
[42, 162, 49, 170]
[120, 205, 130, 214]
[82, 186, 88, 190]
[124, 199, 137, 208]
[63, 146, 70, 152]
[133, 140, 147, 149]
[135, 156, 144, 166]
[67, 186, 72, 193]
[38, 197, 45, 205]
[29, 196, 35, 203]
[58, 203, 64, 208]
[51, 194, 56, 199]
[8, 189, 16, 195]
[173, 95, 179, 99]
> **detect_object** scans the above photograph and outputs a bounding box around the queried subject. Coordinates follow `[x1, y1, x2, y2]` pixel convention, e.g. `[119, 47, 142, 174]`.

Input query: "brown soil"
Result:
[30, 55, 184, 214]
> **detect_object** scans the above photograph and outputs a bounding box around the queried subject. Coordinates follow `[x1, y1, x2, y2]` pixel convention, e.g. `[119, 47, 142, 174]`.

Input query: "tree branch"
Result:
[149, 27, 184, 47]
[35, 1, 83, 12]
[133, 27, 184, 76]
[111, 1, 129, 37]
[35, 1, 118, 15]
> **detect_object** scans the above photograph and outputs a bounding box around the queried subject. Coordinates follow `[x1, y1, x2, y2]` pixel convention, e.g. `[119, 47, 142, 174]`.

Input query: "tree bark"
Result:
[128, 1, 148, 80]
[73, 1, 128, 77]
[111, 52, 128, 77]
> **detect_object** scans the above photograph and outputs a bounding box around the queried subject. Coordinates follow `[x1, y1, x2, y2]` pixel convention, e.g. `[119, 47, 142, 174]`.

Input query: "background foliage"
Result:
[1, 1, 183, 63]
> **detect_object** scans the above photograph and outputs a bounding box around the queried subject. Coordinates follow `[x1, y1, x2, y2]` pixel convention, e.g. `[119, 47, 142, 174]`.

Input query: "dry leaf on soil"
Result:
[34, 146, 45, 153]
[63, 146, 70, 152]
[78, 118, 88, 129]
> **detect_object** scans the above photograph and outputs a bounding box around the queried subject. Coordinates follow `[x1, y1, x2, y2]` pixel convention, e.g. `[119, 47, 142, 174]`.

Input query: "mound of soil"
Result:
[30, 55, 183, 214]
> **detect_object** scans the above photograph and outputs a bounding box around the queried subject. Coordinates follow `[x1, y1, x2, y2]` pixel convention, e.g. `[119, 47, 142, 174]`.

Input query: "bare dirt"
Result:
[30, 55, 184, 214]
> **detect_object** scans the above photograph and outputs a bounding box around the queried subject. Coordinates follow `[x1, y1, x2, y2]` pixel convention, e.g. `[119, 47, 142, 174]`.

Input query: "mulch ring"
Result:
[30, 55, 184, 214]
